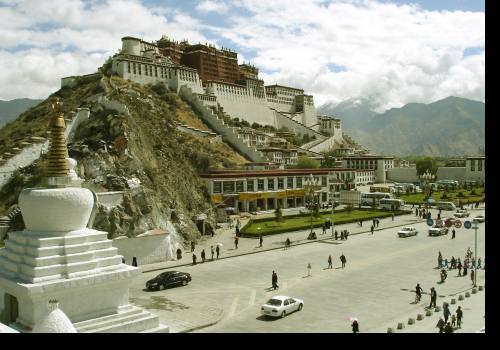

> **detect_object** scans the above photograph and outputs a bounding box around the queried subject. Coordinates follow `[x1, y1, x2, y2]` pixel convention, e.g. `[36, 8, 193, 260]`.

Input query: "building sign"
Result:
[286, 189, 306, 197]
[239, 192, 271, 201]
[211, 194, 223, 203]
[339, 190, 361, 205]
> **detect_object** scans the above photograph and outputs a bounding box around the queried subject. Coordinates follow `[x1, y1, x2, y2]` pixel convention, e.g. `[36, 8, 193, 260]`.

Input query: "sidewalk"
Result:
[141, 209, 432, 274]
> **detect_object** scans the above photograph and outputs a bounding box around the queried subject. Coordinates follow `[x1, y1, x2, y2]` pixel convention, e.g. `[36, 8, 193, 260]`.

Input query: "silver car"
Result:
[397, 226, 418, 238]
[428, 226, 449, 236]
[261, 296, 304, 318]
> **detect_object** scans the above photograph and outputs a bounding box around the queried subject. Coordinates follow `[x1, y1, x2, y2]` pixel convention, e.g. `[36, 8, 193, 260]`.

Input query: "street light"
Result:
[304, 174, 320, 237]
[473, 220, 478, 287]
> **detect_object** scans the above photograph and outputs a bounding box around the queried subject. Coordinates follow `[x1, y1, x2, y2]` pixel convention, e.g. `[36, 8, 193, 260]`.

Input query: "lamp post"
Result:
[304, 174, 320, 236]
[473, 220, 478, 287]
[419, 170, 435, 205]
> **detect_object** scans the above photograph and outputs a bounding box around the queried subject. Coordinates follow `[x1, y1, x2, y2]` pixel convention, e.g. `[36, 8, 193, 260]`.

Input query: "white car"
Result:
[473, 214, 485, 223]
[428, 226, 449, 236]
[261, 296, 304, 318]
[454, 209, 470, 218]
[397, 226, 418, 238]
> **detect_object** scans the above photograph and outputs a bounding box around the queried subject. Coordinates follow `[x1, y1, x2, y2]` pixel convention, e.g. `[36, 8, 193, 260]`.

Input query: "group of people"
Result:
[332, 230, 350, 240]
[326, 253, 347, 269]
[191, 244, 221, 265]
[436, 305, 464, 333]
[415, 207, 431, 219]
[437, 250, 483, 280]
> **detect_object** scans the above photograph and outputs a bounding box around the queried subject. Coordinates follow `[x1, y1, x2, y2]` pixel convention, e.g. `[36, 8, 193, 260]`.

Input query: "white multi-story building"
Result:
[342, 156, 394, 183]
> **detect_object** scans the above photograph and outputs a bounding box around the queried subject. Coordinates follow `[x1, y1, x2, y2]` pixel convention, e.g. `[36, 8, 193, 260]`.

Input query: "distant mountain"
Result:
[0, 98, 43, 127]
[318, 97, 378, 130]
[319, 96, 485, 157]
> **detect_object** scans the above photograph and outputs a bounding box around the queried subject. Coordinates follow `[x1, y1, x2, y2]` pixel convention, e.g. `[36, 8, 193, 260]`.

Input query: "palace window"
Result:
[296, 177, 303, 188]
[287, 177, 294, 189]
[478, 160, 483, 171]
[267, 178, 275, 190]
[138, 64, 141, 75]
[278, 178, 284, 190]
[247, 179, 254, 192]
[470, 160, 475, 172]
[132, 62, 136, 74]
[258, 179, 265, 191]
[236, 181, 244, 192]
[322, 176, 327, 187]
[223, 181, 235, 193]
[127, 62, 131, 73]
[213, 182, 222, 194]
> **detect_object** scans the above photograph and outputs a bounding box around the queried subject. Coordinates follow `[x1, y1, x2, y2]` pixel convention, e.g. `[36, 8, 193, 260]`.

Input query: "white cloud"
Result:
[196, 0, 229, 13]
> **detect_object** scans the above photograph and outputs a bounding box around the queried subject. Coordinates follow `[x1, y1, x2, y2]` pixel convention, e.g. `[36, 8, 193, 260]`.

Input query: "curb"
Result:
[177, 311, 224, 333]
[142, 217, 429, 273]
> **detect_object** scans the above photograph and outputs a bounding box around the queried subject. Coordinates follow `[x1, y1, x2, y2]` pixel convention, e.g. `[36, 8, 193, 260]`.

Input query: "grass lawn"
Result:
[397, 188, 485, 205]
[241, 209, 406, 236]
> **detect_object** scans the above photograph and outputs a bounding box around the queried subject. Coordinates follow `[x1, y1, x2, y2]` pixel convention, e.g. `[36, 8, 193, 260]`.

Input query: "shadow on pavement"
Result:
[256, 315, 280, 322]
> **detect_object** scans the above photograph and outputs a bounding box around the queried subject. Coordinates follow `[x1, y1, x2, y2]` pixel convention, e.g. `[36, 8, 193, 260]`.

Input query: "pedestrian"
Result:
[132, 256, 138, 267]
[463, 262, 467, 276]
[429, 287, 437, 308]
[272, 270, 279, 290]
[322, 223, 327, 235]
[328, 255, 333, 269]
[201, 249, 206, 263]
[211, 245, 214, 261]
[470, 270, 475, 285]
[457, 261, 462, 276]
[259, 234, 263, 248]
[340, 253, 346, 268]
[346, 230, 349, 240]
[235, 225, 240, 237]
[359, 220, 363, 227]
[351, 320, 359, 333]
[438, 251, 443, 268]
[443, 259, 448, 269]
[122, 257, 125, 264]
[415, 208, 418, 217]
[436, 317, 445, 333]
[451, 256, 456, 269]
[376, 219, 380, 228]
[340, 231, 344, 240]
[370, 225, 374, 235]
[334, 230, 338, 240]
[415, 283, 423, 303]
[176, 248, 182, 260]
[285, 237, 291, 249]
[451, 314, 456, 328]
[452, 229, 456, 239]
[391, 212, 394, 221]
[307, 263, 312, 276]
[192, 253, 197, 265]
[477, 257, 482, 269]
[216, 244, 220, 259]
[191, 241, 195, 253]
[456, 306, 463, 328]
[234, 236, 239, 249]
[443, 303, 451, 323]
[444, 322, 454, 333]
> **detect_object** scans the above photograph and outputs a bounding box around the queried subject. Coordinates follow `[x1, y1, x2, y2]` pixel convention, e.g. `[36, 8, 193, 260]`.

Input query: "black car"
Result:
[146, 271, 191, 290]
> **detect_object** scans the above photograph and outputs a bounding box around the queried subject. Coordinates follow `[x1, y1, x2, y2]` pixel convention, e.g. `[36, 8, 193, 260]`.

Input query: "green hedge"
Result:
[240, 210, 410, 237]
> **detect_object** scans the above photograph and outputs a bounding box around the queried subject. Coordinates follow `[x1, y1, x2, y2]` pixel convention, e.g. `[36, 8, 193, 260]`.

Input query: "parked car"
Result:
[397, 226, 418, 238]
[428, 226, 449, 236]
[473, 214, 485, 223]
[261, 296, 304, 318]
[146, 271, 191, 290]
[454, 209, 470, 218]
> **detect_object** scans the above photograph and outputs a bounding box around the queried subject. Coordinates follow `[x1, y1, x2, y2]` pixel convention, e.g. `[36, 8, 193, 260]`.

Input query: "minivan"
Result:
[435, 202, 456, 211]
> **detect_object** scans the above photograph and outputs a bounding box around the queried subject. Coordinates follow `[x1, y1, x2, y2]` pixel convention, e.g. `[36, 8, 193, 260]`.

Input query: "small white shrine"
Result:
[0, 100, 168, 333]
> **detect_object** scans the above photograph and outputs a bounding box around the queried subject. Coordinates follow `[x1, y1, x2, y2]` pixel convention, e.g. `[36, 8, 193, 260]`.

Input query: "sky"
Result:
[0, 0, 485, 112]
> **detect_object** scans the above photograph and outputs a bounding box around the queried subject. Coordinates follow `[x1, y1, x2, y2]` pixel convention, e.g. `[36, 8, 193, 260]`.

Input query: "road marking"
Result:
[227, 296, 239, 319]
[248, 289, 256, 307]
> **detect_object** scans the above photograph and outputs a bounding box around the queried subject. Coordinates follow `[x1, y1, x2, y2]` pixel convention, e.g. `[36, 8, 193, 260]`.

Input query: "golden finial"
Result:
[45, 98, 69, 177]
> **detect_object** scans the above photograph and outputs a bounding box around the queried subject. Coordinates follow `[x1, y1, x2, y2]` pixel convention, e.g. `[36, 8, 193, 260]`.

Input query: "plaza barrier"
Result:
[458, 295, 464, 301]
[408, 318, 415, 325]
[451, 298, 456, 304]
[425, 310, 433, 316]
[478, 285, 484, 291]
[397, 322, 405, 330]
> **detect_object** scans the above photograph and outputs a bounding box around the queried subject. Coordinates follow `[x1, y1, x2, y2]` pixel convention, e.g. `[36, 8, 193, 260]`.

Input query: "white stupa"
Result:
[0, 100, 168, 333]
[32, 300, 77, 333]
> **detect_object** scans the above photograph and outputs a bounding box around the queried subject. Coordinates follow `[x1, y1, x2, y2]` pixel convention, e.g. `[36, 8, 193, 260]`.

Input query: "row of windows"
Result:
[212, 176, 327, 194]
[126, 61, 198, 82]
[470, 160, 483, 172]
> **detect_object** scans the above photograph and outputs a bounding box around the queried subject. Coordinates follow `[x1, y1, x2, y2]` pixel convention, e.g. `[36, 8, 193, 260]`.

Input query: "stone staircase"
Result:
[178, 86, 268, 162]
[73, 305, 168, 333]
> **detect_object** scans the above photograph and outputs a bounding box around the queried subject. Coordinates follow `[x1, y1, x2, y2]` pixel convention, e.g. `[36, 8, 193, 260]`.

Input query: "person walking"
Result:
[370, 225, 374, 235]
[436, 317, 445, 333]
[322, 223, 327, 235]
[351, 320, 359, 333]
[452, 229, 456, 239]
[429, 287, 437, 308]
[451, 314, 456, 328]
[443, 303, 451, 323]
[376, 219, 380, 228]
[328, 255, 333, 269]
[456, 306, 463, 328]
[272, 271, 279, 290]
[132, 256, 138, 267]
[359, 220, 363, 227]
[443, 259, 448, 269]
[201, 249, 206, 263]
[334, 230, 338, 240]
[477, 257, 482, 269]
[415, 208, 418, 217]
[234, 236, 239, 249]
[457, 260, 462, 276]
[285, 237, 291, 250]
[210, 245, 214, 261]
[307, 263, 312, 276]
[259, 234, 263, 248]
[463, 262, 468, 276]
[340, 253, 346, 268]
[391, 212, 395, 221]
[415, 283, 423, 303]
[438, 251, 443, 268]
[216, 245, 220, 259]
[235, 225, 240, 237]
[192, 253, 197, 265]
[190, 241, 195, 253]
[470, 270, 475, 285]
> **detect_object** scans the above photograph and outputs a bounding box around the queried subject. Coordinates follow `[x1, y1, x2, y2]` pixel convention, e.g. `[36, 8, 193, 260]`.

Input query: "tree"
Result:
[313, 196, 320, 218]
[415, 157, 438, 176]
[274, 201, 283, 222]
[293, 156, 320, 169]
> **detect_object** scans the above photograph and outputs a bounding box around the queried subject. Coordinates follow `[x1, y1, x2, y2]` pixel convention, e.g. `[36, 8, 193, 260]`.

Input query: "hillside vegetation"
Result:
[0, 76, 246, 242]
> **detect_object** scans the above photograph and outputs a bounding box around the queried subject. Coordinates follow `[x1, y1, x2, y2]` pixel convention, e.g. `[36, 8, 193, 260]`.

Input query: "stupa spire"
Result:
[45, 98, 69, 177]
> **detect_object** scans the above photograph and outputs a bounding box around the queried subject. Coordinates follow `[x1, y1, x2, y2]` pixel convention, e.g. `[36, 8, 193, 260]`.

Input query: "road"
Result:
[129, 210, 485, 333]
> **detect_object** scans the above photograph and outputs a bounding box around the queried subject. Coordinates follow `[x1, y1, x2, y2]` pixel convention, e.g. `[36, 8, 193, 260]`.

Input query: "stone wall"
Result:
[274, 110, 324, 139]
[387, 167, 419, 183]
[436, 167, 466, 181]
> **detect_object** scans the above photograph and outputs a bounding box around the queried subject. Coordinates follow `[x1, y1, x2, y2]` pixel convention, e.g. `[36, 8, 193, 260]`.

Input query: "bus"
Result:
[361, 192, 392, 206]
[435, 201, 456, 211]
[370, 186, 391, 193]
[379, 198, 405, 210]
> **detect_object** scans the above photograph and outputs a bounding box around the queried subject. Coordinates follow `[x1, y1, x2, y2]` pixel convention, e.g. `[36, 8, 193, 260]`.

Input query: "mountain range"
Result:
[318, 96, 485, 157]
[0, 98, 43, 127]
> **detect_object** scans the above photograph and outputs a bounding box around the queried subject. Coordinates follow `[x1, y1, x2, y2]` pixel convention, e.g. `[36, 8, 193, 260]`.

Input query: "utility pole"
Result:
[473, 220, 478, 287]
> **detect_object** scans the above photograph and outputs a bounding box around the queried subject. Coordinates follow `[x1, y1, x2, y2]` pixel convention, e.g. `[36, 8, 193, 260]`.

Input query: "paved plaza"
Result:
[129, 206, 485, 333]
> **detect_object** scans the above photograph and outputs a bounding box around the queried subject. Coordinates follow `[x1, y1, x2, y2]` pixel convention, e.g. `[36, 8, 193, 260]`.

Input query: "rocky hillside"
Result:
[0, 75, 247, 243]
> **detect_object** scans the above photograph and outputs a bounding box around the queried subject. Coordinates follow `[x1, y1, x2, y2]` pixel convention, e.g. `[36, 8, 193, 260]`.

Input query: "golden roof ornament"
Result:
[45, 98, 70, 177]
